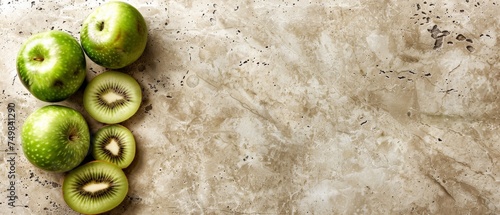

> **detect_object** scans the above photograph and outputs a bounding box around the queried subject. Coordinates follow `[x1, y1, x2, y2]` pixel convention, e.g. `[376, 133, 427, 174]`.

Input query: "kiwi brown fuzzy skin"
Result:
[83, 71, 142, 124]
[63, 160, 128, 215]
[92, 124, 136, 169]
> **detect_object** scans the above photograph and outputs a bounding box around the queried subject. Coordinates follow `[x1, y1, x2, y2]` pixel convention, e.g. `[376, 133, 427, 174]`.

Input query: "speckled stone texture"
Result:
[1, 0, 499, 214]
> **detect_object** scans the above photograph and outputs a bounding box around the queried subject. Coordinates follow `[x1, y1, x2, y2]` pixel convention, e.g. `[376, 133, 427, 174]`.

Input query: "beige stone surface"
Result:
[1, 0, 499, 214]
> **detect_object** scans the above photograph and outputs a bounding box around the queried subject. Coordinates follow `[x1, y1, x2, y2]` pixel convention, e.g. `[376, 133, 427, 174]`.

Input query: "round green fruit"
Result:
[16, 30, 87, 102]
[21, 105, 90, 172]
[83, 71, 142, 124]
[63, 160, 129, 214]
[92, 124, 136, 169]
[80, 1, 148, 69]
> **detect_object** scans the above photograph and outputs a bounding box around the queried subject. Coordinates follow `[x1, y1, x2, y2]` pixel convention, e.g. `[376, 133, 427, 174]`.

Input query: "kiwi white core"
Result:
[83, 182, 110, 193]
[101, 91, 124, 104]
[105, 138, 121, 156]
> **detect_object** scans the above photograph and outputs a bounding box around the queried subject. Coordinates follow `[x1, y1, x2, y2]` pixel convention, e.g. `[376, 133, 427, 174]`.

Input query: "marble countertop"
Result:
[1, 0, 499, 214]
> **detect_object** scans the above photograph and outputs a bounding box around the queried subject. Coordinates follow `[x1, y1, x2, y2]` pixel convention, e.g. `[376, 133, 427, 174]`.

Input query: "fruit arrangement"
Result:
[16, 1, 147, 214]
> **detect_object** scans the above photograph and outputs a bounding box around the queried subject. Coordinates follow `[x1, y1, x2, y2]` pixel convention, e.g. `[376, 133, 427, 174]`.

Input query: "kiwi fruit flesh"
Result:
[92, 124, 136, 169]
[63, 160, 128, 214]
[83, 71, 142, 124]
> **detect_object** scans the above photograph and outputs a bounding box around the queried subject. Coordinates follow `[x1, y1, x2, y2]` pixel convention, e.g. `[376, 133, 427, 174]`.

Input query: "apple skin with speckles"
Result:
[16, 30, 87, 102]
[21, 105, 90, 172]
[80, 1, 148, 69]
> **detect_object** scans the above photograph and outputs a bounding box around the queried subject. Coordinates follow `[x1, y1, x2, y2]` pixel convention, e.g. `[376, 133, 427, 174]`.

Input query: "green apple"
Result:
[16, 30, 87, 102]
[80, 1, 148, 69]
[21, 105, 90, 172]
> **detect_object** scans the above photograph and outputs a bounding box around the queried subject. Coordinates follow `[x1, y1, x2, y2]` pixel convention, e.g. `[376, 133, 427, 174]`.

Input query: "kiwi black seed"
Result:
[83, 71, 142, 124]
[63, 160, 128, 214]
[92, 124, 136, 169]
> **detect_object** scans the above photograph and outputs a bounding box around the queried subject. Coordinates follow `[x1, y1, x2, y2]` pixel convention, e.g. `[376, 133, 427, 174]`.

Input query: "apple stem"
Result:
[68, 127, 79, 142]
[33, 57, 44, 61]
[69, 134, 78, 142]
[98, 21, 105, 31]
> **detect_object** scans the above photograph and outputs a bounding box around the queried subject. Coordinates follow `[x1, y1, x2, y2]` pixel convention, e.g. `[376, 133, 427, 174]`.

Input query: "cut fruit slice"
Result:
[92, 124, 136, 169]
[83, 71, 142, 124]
[63, 161, 128, 214]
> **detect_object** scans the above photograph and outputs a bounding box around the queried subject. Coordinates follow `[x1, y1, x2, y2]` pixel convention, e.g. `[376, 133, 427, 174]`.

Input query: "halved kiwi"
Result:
[63, 160, 128, 214]
[83, 71, 142, 124]
[92, 124, 136, 169]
